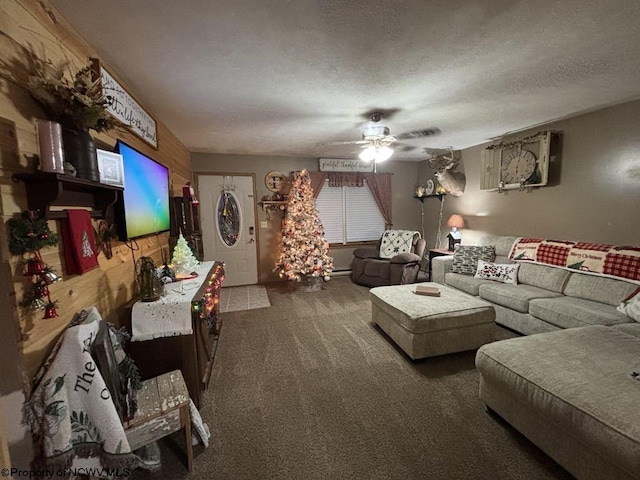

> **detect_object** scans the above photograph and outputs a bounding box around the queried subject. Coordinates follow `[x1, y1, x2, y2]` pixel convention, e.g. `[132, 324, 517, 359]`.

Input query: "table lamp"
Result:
[446, 214, 464, 251]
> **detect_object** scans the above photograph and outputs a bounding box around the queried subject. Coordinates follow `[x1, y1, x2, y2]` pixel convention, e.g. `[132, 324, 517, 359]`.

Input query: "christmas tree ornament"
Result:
[43, 302, 59, 319]
[34, 282, 50, 297]
[42, 267, 62, 284]
[29, 297, 47, 311]
[25, 257, 46, 276]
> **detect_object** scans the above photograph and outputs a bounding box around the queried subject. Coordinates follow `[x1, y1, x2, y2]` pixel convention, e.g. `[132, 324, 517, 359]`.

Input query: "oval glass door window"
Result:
[217, 191, 241, 246]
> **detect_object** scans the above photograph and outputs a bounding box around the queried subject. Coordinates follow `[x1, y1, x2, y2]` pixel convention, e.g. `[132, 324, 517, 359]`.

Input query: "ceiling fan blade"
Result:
[423, 146, 456, 158]
[395, 127, 441, 141]
[395, 142, 419, 152]
[325, 139, 369, 146]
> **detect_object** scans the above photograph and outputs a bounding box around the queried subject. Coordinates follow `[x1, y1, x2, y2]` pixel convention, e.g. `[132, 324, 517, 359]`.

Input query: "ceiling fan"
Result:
[329, 112, 441, 163]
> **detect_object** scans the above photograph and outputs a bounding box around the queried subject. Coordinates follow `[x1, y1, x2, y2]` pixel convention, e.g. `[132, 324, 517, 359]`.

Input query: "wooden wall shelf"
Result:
[258, 200, 287, 219]
[414, 194, 445, 202]
[13, 172, 123, 219]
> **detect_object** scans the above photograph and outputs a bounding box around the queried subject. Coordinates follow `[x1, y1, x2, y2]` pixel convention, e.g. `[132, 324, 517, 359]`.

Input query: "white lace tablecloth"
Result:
[131, 261, 214, 342]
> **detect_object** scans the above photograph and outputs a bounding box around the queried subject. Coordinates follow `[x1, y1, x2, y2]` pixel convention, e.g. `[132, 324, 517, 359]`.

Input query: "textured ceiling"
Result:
[50, 0, 640, 161]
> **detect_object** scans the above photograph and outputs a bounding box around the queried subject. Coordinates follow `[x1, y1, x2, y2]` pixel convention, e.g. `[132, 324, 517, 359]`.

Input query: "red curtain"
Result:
[308, 171, 328, 198]
[362, 172, 392, 228]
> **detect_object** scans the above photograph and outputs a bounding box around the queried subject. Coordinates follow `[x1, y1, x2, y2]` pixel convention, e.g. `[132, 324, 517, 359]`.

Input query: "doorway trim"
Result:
[194, 171, 261, 283]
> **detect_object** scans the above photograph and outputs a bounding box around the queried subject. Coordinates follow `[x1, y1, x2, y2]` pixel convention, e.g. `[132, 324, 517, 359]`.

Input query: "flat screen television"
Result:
[115, 140, 170, 241]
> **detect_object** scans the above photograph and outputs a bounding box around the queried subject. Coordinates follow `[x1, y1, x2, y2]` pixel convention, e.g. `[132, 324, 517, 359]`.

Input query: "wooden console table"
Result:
[127, 261, 225, 408]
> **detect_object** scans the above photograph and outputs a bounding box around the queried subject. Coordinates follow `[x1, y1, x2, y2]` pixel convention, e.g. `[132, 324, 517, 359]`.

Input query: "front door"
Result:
[197, 174, 258, 286]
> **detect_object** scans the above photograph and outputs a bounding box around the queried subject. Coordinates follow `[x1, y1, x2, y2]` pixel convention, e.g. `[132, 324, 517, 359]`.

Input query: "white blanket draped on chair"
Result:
[379, 230, 420, 259]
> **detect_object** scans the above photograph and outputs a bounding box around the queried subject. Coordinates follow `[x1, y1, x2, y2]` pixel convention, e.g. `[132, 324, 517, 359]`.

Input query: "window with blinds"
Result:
[315, 180, 386, 244]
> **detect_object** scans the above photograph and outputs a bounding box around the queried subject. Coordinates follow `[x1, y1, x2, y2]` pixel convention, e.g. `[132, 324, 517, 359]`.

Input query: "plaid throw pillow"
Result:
[451, 246, 496, 275]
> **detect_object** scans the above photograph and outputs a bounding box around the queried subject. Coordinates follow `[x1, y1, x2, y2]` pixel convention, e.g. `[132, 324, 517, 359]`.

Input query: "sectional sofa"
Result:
[430, 235, 637, 335]
[431, 235, 640, 480]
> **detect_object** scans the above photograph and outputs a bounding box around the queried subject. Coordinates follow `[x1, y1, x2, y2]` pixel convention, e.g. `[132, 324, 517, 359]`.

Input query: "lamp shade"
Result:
[358, 145, 394, 163]
[359, 146, 376, 163]
[446, 214, 465, 229]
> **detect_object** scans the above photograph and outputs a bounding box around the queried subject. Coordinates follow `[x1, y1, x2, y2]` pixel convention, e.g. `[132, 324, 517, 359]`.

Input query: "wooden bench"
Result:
[92, 321, 193, 471]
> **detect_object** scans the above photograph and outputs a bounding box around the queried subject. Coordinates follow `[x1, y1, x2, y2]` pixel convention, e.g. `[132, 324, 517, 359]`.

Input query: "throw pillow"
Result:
[474, 259, 519, 284]
[451, 245, 495, 275]
[617, 287, 640, 322]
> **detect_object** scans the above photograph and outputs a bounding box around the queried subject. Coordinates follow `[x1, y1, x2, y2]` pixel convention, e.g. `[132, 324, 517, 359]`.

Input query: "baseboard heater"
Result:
[332, 270, 352, 277]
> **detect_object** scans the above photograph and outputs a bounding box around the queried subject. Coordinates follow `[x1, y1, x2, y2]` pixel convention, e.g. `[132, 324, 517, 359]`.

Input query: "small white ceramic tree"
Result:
[172, 234, 199, 276]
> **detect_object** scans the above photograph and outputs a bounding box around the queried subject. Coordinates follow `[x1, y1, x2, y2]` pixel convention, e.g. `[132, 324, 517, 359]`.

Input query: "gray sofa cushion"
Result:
[563, 273, 637, 306]
[613, 323, 640, 338]
[478, 283, 563, 313]
[529, 296, 631, 329]
[445, 272, 494, 296]
[517, 262, 571, 293]
[477, 235, 518, 263]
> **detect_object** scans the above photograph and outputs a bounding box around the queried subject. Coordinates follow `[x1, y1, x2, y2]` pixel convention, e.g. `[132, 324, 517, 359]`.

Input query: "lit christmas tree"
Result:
[274, 169, 333, 281]
[172, 233, 200, 276]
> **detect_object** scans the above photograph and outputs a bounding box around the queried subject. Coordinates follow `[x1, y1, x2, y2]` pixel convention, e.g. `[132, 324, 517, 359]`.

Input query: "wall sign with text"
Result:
[318, 158, 374, 172]
[91, 59, 158, 148]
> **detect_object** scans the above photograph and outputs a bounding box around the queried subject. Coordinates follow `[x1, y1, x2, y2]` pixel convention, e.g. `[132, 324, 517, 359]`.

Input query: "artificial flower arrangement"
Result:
[21, 53, 120, 133]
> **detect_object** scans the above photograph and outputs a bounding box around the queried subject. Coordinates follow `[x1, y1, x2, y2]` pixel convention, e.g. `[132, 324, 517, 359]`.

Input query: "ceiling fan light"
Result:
[359, 146, 376, 162]
[375, 146, 393, 162]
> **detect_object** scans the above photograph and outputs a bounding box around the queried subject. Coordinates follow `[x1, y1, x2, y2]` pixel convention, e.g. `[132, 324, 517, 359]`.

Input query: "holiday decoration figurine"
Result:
[135, 257, 163, 302]
[273, 169, 333, 288]
[172, 233, 200, 277]
[8, 211, 62, 319]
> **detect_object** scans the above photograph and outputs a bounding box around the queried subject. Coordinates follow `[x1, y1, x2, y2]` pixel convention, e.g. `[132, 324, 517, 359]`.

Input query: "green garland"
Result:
[7, 213, 59, 256]
[110, 325, 142, 392]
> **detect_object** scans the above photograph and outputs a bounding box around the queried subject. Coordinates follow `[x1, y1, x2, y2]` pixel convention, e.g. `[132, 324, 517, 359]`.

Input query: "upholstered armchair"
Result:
[351, 230, 426, 287]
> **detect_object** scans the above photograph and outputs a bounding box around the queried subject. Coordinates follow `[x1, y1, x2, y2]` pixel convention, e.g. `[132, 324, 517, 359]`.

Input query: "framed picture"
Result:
[96, 149, 125, 187]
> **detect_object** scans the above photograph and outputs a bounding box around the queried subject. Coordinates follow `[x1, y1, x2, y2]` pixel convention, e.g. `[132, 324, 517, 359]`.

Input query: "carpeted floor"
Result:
[133, 277, 574, 480]
[219, 284, 271, 313]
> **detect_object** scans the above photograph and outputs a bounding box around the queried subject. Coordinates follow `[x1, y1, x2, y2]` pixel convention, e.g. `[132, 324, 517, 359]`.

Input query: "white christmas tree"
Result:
[274, 169, 334, 281]
[172, 233, 199, 276]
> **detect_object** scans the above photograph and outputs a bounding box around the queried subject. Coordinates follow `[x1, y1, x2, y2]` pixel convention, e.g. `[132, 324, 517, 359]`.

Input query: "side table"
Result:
[428, 248, 454, 280]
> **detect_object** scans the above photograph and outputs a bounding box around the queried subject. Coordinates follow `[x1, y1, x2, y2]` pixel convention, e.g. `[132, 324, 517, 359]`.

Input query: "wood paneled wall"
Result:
[0, 0, 192, 384]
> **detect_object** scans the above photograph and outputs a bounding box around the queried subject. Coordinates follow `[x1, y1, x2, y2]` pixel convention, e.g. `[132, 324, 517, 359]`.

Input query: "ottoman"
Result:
[369, 282, 496, 360]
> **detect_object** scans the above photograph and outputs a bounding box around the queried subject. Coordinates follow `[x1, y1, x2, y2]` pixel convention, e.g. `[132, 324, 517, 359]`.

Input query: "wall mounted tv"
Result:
[115, 140, 170, 241]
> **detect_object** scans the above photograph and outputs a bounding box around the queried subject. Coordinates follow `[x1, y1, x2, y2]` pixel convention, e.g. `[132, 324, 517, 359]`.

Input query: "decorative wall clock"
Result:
[265, 171, 286, 192]
[500, 149, 536, 184]
[480, 131, 552, 192]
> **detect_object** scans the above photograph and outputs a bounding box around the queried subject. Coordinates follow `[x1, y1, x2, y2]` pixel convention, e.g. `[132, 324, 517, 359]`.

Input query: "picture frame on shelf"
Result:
[96, 149, 125, 187]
